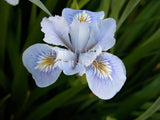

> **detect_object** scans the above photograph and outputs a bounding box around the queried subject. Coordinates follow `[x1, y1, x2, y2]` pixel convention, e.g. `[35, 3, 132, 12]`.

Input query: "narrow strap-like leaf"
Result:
[29, 0, 52, 16]
[135, 96, 160, 120]
[117, 0, 142, 30]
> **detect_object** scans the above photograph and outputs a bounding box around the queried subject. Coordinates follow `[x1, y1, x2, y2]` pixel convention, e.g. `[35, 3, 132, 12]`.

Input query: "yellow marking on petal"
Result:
[35, 55, 56, 71]
[79, 11, 85, 22]
[77, 11, 90, 22]
[92, 60, 112, 80]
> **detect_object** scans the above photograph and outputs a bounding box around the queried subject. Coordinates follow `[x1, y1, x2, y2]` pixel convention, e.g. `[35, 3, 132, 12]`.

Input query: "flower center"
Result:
[92, 60, 112, 80]
[35, 52, 56, 72]
[75, 11, 91, 22]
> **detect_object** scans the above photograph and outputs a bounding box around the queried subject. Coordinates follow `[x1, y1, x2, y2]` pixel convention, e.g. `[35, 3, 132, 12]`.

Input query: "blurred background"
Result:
[0, 0, 160, 120]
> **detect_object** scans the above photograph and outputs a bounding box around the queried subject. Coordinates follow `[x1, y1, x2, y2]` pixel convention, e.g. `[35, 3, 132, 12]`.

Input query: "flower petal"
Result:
[5, 0, 19, 5]
[50, 47, 85, 76]
[41, 16, 72, 50]
[70, 19, 90, 53]
[79, 46, 102, 66]
[62, 8, 104, 25]
[53, 47, 76, 62]
[85, 52, 126, 100]
[22, 44, 62, 87]
[59, 61, 85, 76]
[86, 18, 116, 51]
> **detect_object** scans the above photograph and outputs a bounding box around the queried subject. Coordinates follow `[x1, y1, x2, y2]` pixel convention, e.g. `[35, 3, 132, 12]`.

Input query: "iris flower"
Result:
[23, 8, 126, 100]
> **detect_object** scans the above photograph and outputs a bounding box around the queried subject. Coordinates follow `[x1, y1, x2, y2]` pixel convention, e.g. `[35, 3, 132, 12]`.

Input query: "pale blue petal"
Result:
[70, 19, 90, 53]
[5, 0, 19, 5]
[62, 8, 104, 25]
[22, 44, 62, 87]
[86, 52, 126, 100]
[86, 18, 116, 51]
[79, 46, 102, 66]
[41, 16, 72, 49]
[58, 61, 85, 76]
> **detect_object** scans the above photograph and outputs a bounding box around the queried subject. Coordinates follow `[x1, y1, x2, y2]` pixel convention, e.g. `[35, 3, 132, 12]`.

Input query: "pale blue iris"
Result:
[22, 8, 126, 100]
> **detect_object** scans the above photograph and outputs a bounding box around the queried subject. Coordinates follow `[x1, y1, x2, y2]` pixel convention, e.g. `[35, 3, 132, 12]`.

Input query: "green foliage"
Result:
[0, 0, 160, 120]
[136, 96, 160, 120]
[29, 0, 52, 16]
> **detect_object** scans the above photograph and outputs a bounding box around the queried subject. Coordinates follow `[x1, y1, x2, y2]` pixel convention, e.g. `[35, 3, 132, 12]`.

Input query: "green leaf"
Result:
[135, 96, 160, 120]
[110, 0, 126, 20]
[23, 0, 58, 50]
[0, 69, 8, 90]
[0, 1, 10, 69]
[117, 0, 142, 30]
[124, 28, 160, 72]
[28, 4, 37, 31]
[114, 74, 160, 119]
[79, 0, 90, 9]
[97, 0, 110, 17]
[7, 9, 22, 73]
[0, 94, 11, 107]
[29, 0, 52, 16]
[116, 0, 160, 53]
[125, 55, 159, 90]
[78, 96, 98, 111]
[71, 0, 79, 9]
[26, 84, 86, 120]
[16, 9, 22, 51]
[11, 59, 29, 110]
[27, 75, 67, 107]
[5, 9, 29, 112]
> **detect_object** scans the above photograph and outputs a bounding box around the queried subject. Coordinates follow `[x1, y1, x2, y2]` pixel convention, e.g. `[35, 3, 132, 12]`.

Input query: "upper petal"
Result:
[70, 19, 90, 53]
[86, 18, 116, 51]
[62, 8, 104, 25]
[85, 52, 126, 100]
[22, 43, 62, 87]
[41, 16, 72, 50]
[5, 0, 19, 5]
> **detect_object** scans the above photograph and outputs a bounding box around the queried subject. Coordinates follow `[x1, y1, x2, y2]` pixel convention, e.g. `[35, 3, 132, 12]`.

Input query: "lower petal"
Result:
[22, 44, 62, 87]
[86, 52, 126, 100]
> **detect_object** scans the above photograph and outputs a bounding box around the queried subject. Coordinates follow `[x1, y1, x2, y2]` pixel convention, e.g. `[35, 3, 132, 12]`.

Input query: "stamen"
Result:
[75, 11, 91, 22]
[92, 60, 112, 80]
[35, 52, 56, 72]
